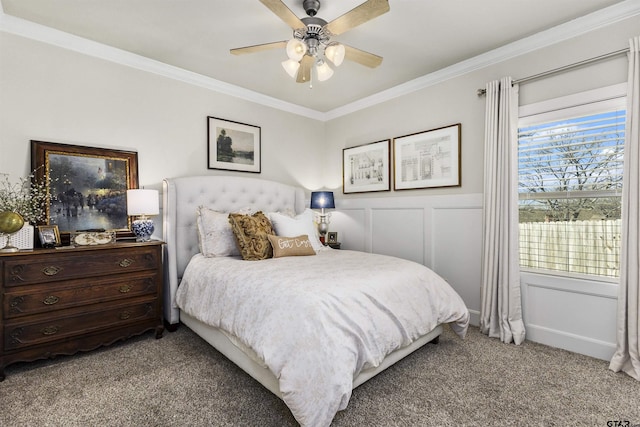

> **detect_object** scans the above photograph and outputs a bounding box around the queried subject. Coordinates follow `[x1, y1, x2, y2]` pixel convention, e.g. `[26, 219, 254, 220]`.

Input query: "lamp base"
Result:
[131, 219, 155, 242]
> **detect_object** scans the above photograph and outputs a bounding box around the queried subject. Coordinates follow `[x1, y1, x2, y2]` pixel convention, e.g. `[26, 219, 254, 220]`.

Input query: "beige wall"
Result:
[0, 32, 326, 194]
[324, 14, 639, 198]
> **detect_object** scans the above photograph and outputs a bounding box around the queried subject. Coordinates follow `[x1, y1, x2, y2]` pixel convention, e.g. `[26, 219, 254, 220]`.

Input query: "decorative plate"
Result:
[71, 231, 116, 246]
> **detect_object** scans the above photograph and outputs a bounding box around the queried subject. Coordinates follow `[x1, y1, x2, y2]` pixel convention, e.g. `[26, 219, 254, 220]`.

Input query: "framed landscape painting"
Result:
[207, 116, 261, 173]
[31, 140, 139, 238]
[342, 140, 390, 194]
[393, 123, 461, 190]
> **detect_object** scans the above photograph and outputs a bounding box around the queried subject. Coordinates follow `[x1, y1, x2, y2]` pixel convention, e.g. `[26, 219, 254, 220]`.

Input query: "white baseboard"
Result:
[525, 324, 616, 361]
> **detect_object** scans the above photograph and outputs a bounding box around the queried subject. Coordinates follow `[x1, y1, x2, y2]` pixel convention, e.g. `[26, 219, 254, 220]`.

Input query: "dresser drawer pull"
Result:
[43, 295, 60, 305]
[118, 258, 134, 268]
[119, 310, 131, 320]
[119, 284, 132, 293]
[41, 326, 59, 336]
[42, 266, 63, 276]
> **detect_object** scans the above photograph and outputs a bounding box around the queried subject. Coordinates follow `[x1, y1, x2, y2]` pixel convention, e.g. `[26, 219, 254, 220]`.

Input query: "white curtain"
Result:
[610, 36, 640, 381]
[480, 77, 526, 345]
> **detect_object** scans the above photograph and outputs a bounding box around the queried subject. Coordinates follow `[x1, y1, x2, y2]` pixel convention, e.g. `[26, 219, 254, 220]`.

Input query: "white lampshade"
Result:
[281, 59, 300, 79]
[316, 60, 334, 82]
[285, 38, 307, 61]
[325, 43, 345, 67]
[126, 189, 159, 216]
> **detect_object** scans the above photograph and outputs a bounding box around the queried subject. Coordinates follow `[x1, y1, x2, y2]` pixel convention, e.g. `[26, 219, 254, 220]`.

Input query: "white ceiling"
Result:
[0, 0, 633, 115]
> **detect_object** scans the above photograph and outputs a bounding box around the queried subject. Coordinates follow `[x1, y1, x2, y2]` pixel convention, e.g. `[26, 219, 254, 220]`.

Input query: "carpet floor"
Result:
[1, 325, 638, 426]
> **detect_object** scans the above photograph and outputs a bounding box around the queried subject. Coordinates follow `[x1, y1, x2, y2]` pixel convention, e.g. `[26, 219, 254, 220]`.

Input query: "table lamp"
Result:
[310, 191, 335, 244]
[126, 189, 159, 242]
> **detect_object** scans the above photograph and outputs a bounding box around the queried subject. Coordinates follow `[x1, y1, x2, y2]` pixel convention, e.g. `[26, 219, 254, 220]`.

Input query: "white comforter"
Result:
[176, 249, 469, 427]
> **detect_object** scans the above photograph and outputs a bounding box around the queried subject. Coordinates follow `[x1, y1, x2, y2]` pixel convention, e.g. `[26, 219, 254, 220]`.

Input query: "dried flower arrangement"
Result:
[0, 168, 52, 223]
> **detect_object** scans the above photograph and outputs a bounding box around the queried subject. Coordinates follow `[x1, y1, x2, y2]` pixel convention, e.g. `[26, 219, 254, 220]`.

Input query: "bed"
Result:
[162, 175, 469, 427]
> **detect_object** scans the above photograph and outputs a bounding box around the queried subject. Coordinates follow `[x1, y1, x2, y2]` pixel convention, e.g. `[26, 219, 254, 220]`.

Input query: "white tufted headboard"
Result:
[162, 175, 306, 325]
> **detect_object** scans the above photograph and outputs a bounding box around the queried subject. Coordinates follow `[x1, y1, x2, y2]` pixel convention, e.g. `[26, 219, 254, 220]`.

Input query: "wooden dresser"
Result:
[0, 240, 164, 381]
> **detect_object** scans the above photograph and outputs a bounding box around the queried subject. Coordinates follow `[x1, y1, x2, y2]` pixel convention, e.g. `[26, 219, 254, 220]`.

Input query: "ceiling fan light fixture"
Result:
[286, 38, 307, 61]
[325, 43, 345, 67]
[282, 59, 301, 78]
[316, 60, 334, 81]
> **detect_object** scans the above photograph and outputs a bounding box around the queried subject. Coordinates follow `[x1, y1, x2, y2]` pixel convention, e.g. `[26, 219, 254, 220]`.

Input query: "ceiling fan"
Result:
[230, 0, 390, 84]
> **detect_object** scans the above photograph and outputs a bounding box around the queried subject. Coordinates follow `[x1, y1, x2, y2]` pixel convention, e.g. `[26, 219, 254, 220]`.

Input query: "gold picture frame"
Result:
[37, 225, 61, 248]
[31, 140, 139, 242]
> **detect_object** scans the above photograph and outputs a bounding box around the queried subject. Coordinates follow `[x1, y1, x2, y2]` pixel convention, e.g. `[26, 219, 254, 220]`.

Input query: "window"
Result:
[518, 87, 626, 278]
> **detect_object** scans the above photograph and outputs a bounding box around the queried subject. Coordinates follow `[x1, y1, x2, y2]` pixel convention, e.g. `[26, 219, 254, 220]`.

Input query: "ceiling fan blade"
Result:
[230, 41, 287, 55]
[324, 0, 390, 36]
[296, 55, 314, 83]
[344, 45, 383, 68]
[259, 0, 306, 30]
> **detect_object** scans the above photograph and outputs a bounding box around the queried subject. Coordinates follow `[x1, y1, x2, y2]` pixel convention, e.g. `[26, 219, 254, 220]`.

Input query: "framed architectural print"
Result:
[342, 139, 391, 194]
[393, 123, 461, 190]
[208, 116, 261, 173]
[31, 140, 139, 239]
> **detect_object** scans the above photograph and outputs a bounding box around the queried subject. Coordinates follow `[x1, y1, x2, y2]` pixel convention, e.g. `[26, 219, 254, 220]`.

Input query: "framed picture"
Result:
[327, 232, 338, 244]
[343, 139, 390, 194]
[37, 225, 61, 247]
[31, 140, 139, 239]
[393, 123, 461, 190]
[207, 116, 261, 173]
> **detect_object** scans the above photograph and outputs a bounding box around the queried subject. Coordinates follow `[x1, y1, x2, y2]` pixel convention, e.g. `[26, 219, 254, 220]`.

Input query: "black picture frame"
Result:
[207, 116, 261, 173]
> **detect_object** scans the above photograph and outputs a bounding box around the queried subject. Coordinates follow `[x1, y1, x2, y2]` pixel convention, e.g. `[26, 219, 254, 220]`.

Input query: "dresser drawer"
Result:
[4, 301, 157, 351]
[3, 272, 159, 319]
[2, 246, 159, 287]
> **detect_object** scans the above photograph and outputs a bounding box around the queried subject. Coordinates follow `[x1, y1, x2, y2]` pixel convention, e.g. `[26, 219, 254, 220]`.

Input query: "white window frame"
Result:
[517, 83, 627, 283]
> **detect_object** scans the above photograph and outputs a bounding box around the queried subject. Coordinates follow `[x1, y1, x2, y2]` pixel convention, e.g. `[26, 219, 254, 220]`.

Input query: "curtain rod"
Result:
[476, 47, 629, 96]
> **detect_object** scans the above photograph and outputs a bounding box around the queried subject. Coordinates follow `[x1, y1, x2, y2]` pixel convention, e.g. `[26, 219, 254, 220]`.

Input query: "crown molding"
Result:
[324, 0, 640, 120]
[1, 1, 639, 122]
[0, 11, 326, 121]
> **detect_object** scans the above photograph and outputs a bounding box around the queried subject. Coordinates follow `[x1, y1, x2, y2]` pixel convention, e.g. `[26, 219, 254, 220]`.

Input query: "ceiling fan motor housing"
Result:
[303, 0, 321, 17]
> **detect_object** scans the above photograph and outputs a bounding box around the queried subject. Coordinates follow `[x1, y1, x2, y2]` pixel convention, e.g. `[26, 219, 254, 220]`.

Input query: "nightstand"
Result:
[327, 242, 341, 249]
[0, 240, 164, 381]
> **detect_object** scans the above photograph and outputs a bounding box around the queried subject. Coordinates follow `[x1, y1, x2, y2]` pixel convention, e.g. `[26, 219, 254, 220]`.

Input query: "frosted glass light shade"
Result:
[325, 43, 345, 66]
[282, 59, 300, 78]
[316, 60, 334, 81]
[286, 38, 307, 61]
[126, 189, 159, 216]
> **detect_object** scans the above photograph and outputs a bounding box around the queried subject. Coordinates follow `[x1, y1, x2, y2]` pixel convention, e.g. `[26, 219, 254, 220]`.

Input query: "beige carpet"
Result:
[1, 325, 639, 426]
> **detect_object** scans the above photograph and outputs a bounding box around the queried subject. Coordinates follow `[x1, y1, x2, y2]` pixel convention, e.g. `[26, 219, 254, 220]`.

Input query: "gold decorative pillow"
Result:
[228, 211, 275, 260]
[268, 235, 317, 258]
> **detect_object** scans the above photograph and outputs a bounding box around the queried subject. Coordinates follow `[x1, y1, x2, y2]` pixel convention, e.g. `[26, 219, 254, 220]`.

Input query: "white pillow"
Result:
[196, 206, 240, 257]
[269, 209, 325, 252]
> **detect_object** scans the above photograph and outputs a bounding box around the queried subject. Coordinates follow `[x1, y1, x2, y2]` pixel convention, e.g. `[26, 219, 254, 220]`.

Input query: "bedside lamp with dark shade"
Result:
[310, 191, 335, 244]
[127, 189, 159, 242]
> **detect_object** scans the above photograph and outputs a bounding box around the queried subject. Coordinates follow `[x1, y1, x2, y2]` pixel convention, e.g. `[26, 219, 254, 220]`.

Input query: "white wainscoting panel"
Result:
[371, 208, 424, 264]
[431, 207, 483, 326]
[332, 193, 483, 326]
[521, 272, 618, 360]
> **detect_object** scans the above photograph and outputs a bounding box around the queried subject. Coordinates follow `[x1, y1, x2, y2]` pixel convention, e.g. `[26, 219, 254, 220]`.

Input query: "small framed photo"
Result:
[38, 225, 61, 248]
[393, 123, 461, 190]
[327, 232, 338, 244]
[207, 116, 261, 173]
[343, 140, 391, 194]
